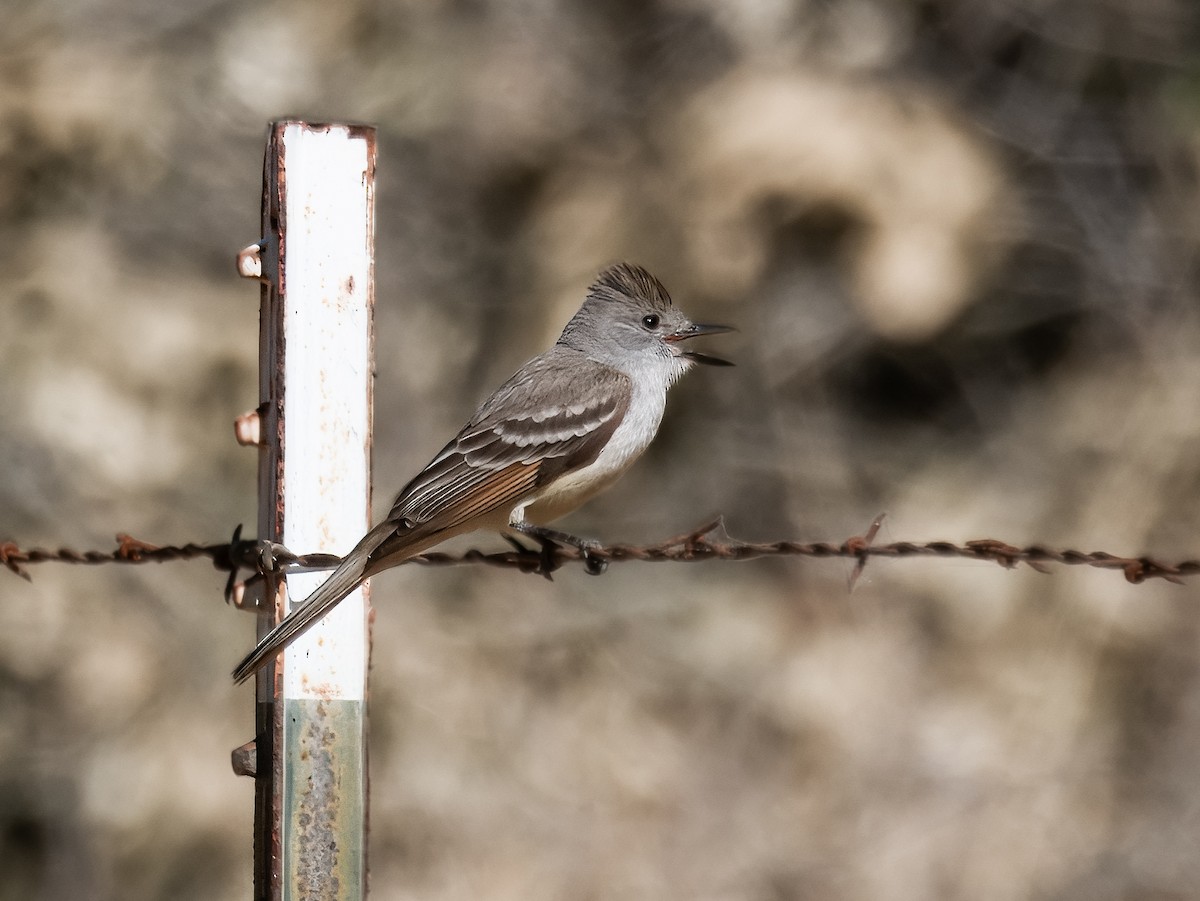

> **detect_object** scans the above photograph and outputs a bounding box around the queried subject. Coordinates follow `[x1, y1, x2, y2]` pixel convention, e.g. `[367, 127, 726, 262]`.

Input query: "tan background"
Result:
[2, 1, 1200, 899]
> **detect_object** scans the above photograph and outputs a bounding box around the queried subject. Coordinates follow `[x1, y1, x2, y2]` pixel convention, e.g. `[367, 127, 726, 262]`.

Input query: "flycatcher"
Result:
[233, 262, 731, 683]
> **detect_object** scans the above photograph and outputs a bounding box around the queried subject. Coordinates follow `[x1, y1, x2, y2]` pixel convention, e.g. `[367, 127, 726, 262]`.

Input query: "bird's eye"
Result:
[641, 314, 660, 330]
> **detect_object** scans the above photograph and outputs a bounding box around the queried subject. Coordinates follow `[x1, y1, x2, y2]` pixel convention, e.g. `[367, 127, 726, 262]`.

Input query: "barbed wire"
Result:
[1, 517, 1196, 588]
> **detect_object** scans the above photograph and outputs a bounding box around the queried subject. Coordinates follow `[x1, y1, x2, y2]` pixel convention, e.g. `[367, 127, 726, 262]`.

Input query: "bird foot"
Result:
[508, 524, 608, 578]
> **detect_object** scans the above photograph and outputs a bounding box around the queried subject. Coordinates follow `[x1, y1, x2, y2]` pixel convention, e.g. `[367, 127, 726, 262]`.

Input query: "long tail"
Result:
[231, 520, 402, 684]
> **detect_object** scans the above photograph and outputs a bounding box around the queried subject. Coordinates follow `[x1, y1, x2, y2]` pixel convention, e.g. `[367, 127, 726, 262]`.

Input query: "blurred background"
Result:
[2, 1, 1200, 898]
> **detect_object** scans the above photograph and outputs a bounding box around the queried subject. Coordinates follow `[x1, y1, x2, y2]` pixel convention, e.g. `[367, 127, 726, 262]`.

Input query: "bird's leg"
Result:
[508, 522, 608, 576]
[503, 534, 536, 554]
[501, 534, 550, 576]
[507, 523, 561, 580]
[501, 535, 544, 556]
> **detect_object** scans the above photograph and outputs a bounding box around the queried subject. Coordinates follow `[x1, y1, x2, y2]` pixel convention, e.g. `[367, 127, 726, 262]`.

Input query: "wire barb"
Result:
[1, 521, 1198, 586]
[846, 513, 886, 590]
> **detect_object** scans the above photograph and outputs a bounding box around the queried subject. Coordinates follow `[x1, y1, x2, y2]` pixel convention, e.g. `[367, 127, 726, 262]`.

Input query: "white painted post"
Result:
[251, 120, 376, 901]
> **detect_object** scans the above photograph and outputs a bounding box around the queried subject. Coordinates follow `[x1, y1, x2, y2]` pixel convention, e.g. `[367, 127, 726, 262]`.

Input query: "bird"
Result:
[233, 262, 732, 683]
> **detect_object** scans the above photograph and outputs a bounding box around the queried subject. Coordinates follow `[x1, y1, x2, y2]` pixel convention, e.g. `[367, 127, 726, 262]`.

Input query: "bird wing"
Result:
[383, 349, 631, 536]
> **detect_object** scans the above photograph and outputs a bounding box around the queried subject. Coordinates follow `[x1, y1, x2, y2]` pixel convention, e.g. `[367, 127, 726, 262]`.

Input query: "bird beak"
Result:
[663, 322, 735, 366]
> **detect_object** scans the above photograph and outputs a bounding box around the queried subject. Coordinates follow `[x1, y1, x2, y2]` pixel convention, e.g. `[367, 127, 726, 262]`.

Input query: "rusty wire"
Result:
[1, 517, 1196, 586]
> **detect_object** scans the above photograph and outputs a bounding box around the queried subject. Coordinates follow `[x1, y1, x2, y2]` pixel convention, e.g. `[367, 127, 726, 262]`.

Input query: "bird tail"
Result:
[231, 520, 403, 684]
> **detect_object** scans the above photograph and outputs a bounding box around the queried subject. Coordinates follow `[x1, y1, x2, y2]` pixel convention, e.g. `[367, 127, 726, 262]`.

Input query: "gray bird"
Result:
[233, 262, 731, 683]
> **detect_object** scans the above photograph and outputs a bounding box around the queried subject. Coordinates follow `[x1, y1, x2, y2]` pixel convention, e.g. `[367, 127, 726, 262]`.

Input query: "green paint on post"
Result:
[283, 698, 367, 900]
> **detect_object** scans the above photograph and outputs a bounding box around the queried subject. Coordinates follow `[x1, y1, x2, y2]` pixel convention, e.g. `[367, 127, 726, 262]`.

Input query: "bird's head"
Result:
[560, 262, 733, 379]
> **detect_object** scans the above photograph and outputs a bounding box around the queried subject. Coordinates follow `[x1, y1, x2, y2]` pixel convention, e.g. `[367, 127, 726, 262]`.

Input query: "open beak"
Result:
[664, 322, 735, 366]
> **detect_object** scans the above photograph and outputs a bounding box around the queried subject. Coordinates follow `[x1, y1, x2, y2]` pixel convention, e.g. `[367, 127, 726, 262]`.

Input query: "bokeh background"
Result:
[3, 1, 1200, 898]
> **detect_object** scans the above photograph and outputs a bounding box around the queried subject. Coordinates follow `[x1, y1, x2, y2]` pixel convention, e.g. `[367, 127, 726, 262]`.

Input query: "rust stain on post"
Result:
[285, 699, 365, 899]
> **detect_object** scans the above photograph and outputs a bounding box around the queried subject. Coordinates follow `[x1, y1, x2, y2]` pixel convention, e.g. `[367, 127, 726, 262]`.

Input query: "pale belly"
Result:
[522, 460, 630, 524]
[519, 378, 666, 525]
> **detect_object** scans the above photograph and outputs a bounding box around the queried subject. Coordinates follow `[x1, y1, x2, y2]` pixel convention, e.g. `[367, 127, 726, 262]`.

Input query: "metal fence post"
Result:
[247, 120, 376, 901]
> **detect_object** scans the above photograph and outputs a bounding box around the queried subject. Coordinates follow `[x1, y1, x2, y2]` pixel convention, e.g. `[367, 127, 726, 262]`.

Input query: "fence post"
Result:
[247, 120, 376, 900]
